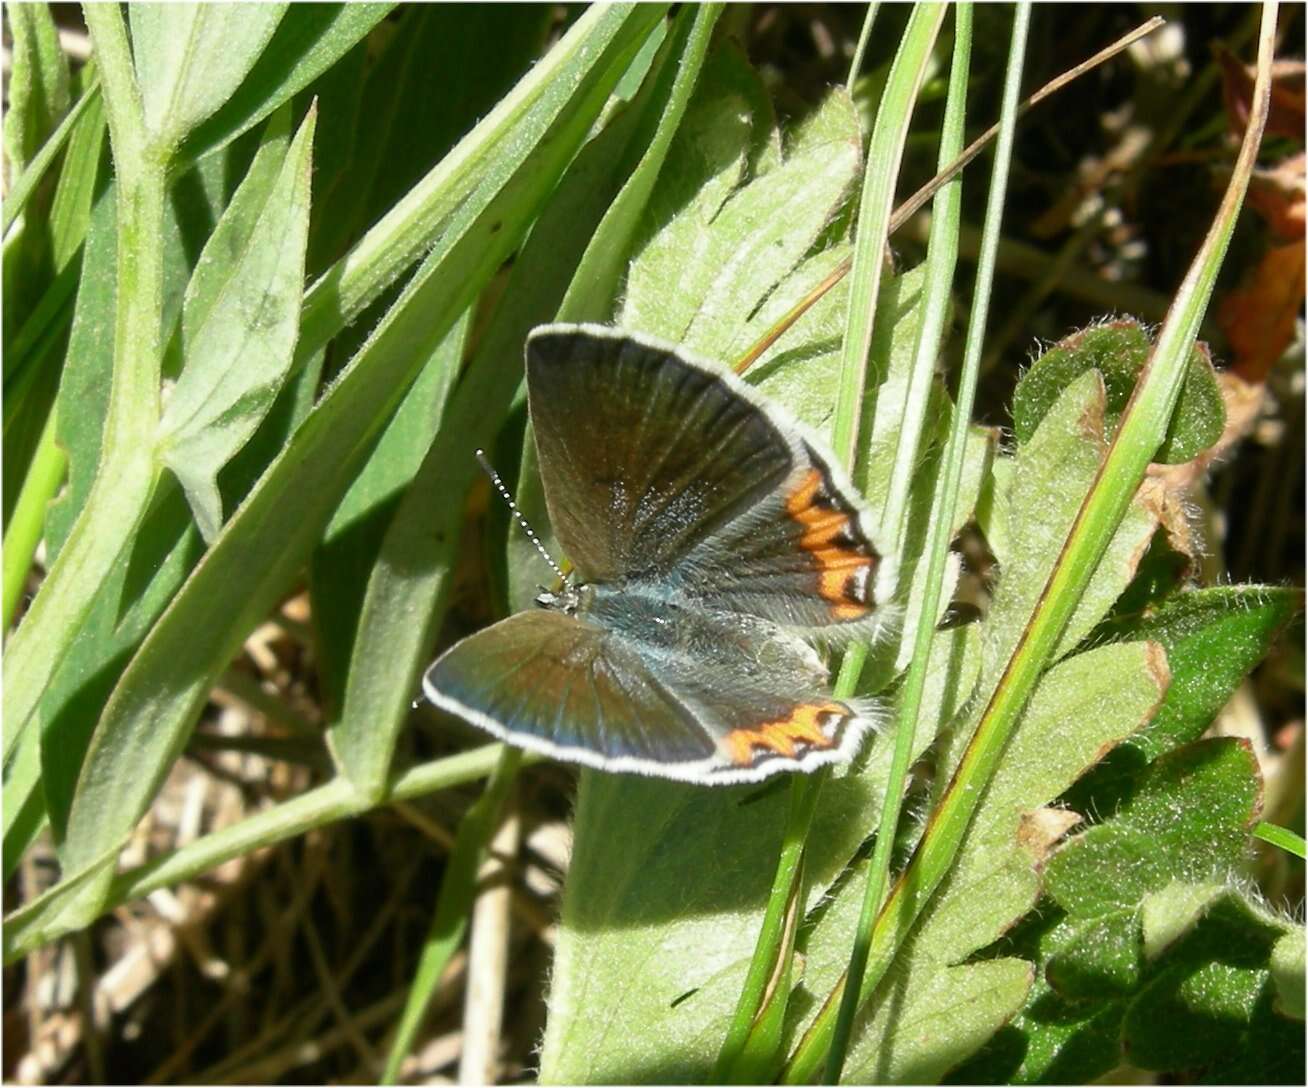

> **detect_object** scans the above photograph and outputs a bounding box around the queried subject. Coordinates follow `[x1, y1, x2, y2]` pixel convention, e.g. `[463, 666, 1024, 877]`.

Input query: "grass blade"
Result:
[786, 4, 1279, 1079]
[824, 4, 975, 1080]
[716, 7, 945, 1080]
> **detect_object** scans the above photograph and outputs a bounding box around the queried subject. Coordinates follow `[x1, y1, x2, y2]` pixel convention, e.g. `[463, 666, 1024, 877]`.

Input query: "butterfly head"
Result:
[534, 583, 587, 616]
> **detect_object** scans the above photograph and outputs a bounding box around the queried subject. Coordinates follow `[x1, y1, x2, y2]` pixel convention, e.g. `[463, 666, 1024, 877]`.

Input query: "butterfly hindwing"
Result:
[422, 606, 873, 784]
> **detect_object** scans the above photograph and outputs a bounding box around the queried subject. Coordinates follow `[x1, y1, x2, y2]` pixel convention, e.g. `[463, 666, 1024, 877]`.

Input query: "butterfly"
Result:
[423, 324, 894, 784]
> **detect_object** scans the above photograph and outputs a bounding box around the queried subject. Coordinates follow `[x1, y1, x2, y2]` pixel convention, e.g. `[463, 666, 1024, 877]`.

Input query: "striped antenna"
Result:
[475, 449, 566, 582]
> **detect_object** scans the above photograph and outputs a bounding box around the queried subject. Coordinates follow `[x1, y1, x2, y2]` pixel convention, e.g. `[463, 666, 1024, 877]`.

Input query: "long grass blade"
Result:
[786, 4, 1278, 1080]
[714, 7, 945, 1080]
[823, 4, 976, 1079]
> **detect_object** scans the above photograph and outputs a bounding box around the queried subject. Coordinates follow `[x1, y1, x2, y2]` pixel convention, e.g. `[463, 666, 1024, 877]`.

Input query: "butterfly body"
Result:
[425, 325, 894, 785]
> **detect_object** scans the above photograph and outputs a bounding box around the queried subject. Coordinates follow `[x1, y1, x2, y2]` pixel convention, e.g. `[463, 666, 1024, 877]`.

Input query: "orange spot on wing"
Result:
[723, 702, 846, 766]
[811, 548, 869, 570]
[785, 469, 824, 516]
[800, 516, 851, 549]
[785, 468, 880, 619]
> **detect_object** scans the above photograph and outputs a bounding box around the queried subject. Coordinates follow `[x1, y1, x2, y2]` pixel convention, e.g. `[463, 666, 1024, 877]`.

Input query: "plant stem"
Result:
[2, 401, 67, 633]
[3, 3, 166, 756]
[823, 5, 975, 1080]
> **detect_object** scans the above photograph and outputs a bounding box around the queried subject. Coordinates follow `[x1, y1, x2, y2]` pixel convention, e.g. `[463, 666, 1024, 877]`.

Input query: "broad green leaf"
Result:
[541, 620, 980, 1084]
[794, 639, 1169, 1082]
[982, 370, 1161, 669]
[129, 2, 287, 148]
[158, 106, 316, 541]
[1012, 320, 1225, 466]
[1044, 740, 1260, 921]
[1124, 887, 1301, 1081]
[179, 3, 394, 168]
[48, 4, 667, 932]
[1092, 585, 1298, 761]
[953, 737, 1301, 1084]
[620, 76, 860, 364]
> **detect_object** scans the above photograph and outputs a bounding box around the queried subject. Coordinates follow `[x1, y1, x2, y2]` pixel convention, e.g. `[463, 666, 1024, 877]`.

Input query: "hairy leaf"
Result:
[1012, 320, 1225, 465]
[158, 107, 316, 541]
[953, 737, 1302, 1084]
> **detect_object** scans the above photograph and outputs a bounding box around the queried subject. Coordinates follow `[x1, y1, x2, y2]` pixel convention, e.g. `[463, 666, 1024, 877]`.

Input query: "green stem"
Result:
[823, 5, 975, 1081]
[3, 4, 166, 757]
[830, 2, 946, 471]
[846, 3, 880, 87]
[3, 406, 67, 633]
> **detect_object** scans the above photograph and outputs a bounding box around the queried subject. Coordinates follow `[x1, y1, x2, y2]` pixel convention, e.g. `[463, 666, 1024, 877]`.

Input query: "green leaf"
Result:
[48, 3, 667, 931]
[3, 1, 70, 178]
[623, 84, 861, 362]
[179, 3, 394, 167]
[540, 618, 980, 1084]
[158, 106, 316, 541]
[1125, 888, 1301, 1081]
[128, 2, 288, 148]
[795, 639, 1168, 1082]
[1012, 320, 1225, 466]
[558, 4, 722, 322]
[1045, 740, 1260, 921]
[1093, 585, 1299, 761]
[953, 737, 1302, 1084]
[982, 370, 1161, 670]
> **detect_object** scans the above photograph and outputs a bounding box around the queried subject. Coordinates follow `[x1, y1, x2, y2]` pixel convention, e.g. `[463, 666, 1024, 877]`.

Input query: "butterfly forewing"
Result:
[527, 325, 889, 632]
[527, 327, 793, 584]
